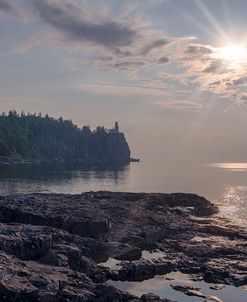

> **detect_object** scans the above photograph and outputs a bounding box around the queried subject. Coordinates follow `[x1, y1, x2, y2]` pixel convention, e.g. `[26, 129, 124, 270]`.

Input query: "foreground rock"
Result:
[0, 191, 246, 301]
[170, 285, 223, 302]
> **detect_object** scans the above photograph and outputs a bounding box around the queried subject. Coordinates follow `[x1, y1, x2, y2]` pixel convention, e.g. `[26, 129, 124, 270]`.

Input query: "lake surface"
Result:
[0, 161, 247, 227]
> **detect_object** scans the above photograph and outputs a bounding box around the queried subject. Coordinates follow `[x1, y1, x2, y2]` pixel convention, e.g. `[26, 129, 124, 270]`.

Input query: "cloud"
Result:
[0, 0, 24, 18]
[166, 39, 247, 103]
[241, 95, 247, 101]
[3, 0, 247, 108]
[202, 59, 227, 73]
[0, 0, 16, 14]
[78, 83, 169, 98]
[156, 100, 202, 111]
[158, 56, 170, 64]
[33, 0, 137, 48]
[232, 76, 247, 86]
[141, 38, 170, 55]
[185, 44, 213, 55]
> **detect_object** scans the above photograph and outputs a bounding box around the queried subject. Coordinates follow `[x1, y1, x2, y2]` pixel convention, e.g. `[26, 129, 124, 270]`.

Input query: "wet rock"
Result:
[140, 293, 174, 302]
[0, 192, 245, 301]
[209, 284, 225, 290]
[170, 284, 223, 302]
[118, 260, 156, 281]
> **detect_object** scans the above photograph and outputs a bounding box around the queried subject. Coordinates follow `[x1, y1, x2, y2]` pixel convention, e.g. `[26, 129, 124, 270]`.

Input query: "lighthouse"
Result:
[114, 121, 119, 133]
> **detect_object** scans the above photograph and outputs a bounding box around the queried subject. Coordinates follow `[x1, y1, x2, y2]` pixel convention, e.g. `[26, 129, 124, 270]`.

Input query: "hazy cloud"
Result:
[232, 76, 247, 86]
[0, 0, 23, 18]
[141, 38, 170, 55]
[78, 83, 169, 98]
[185, 44, 213, 55]
[2, 0, 247, 108]
[202, 59, 226, 73]
[0, 0, 16, 14]
[156, 100, 202, 111]
[158, 57, 170, 64]
[241, 95, 247, 101]
[33, 0, 137, 48]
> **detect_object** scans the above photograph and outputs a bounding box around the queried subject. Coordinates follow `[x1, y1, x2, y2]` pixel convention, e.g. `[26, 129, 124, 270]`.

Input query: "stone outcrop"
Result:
[170, 285, 223, 302]
[0, 192, 245, 301]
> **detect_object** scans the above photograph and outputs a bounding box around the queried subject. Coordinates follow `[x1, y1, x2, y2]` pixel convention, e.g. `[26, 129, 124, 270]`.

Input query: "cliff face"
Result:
[88, 132, 131, 165]
[104, 133, 131, 164]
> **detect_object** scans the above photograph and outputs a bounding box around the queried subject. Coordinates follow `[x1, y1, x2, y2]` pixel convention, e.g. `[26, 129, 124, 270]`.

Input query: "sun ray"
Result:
[194, 0, 229, 42]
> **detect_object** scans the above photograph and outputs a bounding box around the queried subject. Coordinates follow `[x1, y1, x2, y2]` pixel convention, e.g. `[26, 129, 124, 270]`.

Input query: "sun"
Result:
[216, 44, 246, 65]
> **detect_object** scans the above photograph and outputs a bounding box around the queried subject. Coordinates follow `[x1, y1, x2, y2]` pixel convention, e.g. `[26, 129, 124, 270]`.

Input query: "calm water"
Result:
[108, 272, 247, 302]
[0, 161, 247, 227]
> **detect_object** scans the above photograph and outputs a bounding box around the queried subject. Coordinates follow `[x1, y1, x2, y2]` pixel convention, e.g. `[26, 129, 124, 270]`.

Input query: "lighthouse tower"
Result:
[114, 121, 119, 133]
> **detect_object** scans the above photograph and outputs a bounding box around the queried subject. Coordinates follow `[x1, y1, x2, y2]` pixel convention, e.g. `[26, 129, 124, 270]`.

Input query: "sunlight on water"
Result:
[217, 185, 247, 226]
[205, 162, 247, 171]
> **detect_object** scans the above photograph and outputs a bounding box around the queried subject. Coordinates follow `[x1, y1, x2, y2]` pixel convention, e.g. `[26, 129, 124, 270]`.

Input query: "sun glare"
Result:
[216, 44, 246, 65]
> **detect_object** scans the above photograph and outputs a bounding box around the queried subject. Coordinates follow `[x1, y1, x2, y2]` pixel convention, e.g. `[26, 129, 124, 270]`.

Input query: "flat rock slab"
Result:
[0, 192, 245, 301]
[0, 192, 217, 240]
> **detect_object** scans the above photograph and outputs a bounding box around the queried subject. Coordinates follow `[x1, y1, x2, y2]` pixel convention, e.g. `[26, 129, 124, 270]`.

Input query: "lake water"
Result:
[0, 161, 246, 228]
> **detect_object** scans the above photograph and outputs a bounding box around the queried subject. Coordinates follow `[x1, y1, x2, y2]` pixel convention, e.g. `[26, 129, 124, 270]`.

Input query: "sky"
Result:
[1, 0, 247, 162]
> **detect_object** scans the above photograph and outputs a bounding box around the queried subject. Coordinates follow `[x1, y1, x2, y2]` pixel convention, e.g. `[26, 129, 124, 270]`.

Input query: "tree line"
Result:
[0, 110, 130, 164]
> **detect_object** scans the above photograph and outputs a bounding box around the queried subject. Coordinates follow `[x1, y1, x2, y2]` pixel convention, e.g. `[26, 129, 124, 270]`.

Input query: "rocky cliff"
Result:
[101, 132, 131, 164]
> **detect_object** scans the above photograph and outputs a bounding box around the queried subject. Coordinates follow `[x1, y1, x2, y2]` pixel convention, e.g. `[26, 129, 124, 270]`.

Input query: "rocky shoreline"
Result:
[0, 192, 246, 301]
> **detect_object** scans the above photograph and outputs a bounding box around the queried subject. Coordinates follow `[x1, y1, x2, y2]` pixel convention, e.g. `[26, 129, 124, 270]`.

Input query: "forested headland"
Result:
[0, 111, 130, 164]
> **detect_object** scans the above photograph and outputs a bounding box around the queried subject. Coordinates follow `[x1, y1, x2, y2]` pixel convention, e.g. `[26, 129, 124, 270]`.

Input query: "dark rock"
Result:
[0, 251, 94, 302]
[170, 284, 223, 302]
[71, 220, 111, 238]
[114, 245, 142, 261]
[0, 223, 52, 261]
[210, 284, 225, 290]
[0, 192, 245, 301]
[140, 293, 175, 302]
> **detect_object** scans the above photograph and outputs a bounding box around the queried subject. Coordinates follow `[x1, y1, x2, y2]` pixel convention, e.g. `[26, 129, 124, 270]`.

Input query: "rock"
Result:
[114, 245, 142, 261]
[52, 244, 82, 269]
[93, 284, 127, 302]
[0, 192, 245, 301]
[170, 285, 223, 302]
[209, 284, 225, 290]
[40, 250, 68, 267]
[71, 220, 111, 238]
[140, 293, 175, 302]
[0, 223, 52, 261]
[0, 251, 95, 302]
[80, 256, 108, 283]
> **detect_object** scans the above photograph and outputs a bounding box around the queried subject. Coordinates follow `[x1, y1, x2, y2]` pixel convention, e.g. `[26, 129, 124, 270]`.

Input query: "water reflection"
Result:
[0, 162, 129, 195]
[108, 272, 247, 302]
[205, 162, 247, 172]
